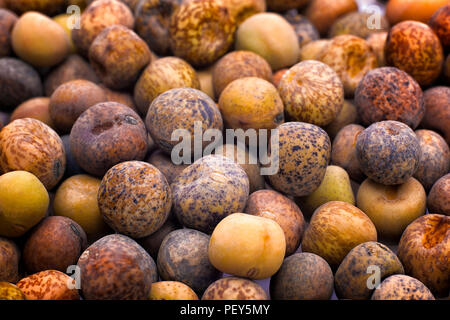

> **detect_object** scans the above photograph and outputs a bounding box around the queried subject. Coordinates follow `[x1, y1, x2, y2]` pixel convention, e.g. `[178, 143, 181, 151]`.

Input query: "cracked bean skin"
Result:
[318, 34, 378, 97]
[397, 214, 449, 298]
[279, 60, 344, 126]
[70, 102, 148, 177]
[356, 120, 421, 186]
[98, 161, 172, 239]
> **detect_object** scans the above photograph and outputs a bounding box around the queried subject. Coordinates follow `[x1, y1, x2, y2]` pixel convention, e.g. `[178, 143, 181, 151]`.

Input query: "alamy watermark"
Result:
[170, 121, 279, 175]
[66, 265, 81, 290]
[367, 265, 381, 290]
[66, 5, 81, 30]
[365, 5, 384, 30]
